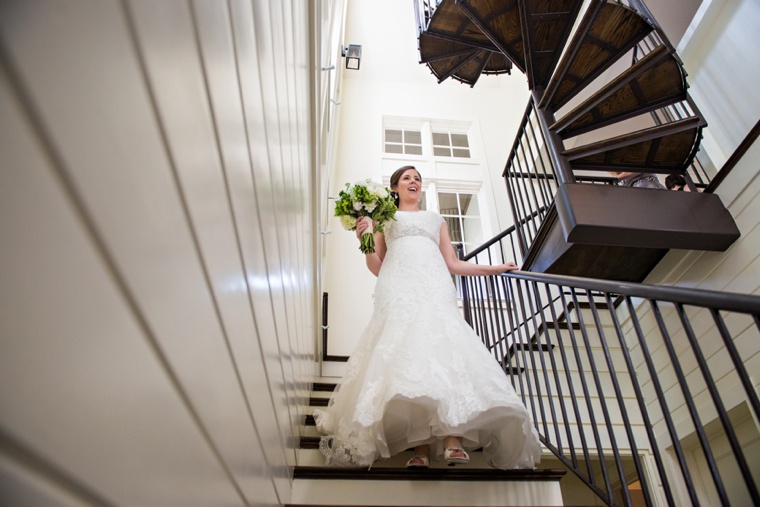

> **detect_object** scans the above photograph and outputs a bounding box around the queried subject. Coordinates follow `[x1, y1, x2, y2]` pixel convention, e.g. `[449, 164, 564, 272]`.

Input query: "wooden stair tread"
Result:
[418, 0, 512, 86]
[563, 117, 703, 172]
[454, 0, 526, 74]
[519, 0, 584, 89]
[293, 465, 565, 482]
[502, 341, 555, 365]
[427, 0, 495, 48]
[521, 185, 739, 281]
[540, 0, 654, 111]
[521, 205, 668, 282]
[552, 45, 687, 138]
[310, 397, 329, 407]
[313, 382, 337, 392]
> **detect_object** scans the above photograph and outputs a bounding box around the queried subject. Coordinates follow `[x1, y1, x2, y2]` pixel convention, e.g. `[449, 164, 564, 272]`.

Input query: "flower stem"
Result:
[359, 232, 375, 254]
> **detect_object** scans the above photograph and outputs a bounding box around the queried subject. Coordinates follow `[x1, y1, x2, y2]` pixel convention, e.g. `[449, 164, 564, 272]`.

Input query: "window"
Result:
[438, 191, 483, 255]
[381, 116, 494, 299]
[384, 128, 422, 155]
[432, 131, 470, 158]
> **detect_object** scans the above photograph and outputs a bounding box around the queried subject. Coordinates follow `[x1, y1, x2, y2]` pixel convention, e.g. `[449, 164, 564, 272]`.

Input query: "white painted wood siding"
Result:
[0, 1, 316, 505]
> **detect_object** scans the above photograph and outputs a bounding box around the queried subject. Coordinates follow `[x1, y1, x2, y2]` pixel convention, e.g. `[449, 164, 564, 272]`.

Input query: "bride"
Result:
[314, 166, 541, 469]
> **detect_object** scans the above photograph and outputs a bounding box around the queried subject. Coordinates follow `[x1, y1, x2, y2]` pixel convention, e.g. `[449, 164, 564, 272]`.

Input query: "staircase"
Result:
[289, 379, 567, 506]
[294, 1, 748, 506]
[416, 0, 739, 282]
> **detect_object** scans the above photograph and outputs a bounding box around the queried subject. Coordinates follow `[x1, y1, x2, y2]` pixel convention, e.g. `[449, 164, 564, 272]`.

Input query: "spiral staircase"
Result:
[416, 0, 740, 282]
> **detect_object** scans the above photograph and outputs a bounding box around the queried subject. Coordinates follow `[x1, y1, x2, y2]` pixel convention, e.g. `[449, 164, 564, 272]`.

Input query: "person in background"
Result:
[665, 174, 692, 191]
[609, 171, 667, 189]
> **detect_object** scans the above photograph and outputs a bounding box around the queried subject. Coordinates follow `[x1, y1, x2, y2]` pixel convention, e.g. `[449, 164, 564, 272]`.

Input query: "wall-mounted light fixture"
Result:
[342, 44, 362, 70]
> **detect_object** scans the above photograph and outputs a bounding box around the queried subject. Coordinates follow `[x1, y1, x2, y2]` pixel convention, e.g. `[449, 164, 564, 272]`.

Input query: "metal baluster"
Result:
[530, 282, 566, 453]
[555, 287, 593, 473]
[651, 300, 729, 505]
[569, 289, 614, 500]
[586, 293, 632, 505]
[605, 294, 659, 507]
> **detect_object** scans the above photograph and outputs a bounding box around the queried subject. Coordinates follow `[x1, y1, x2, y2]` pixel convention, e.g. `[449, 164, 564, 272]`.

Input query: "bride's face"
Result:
[394, 169, 422, 203]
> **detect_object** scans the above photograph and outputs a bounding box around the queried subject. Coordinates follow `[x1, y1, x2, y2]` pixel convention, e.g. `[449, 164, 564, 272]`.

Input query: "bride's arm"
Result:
[438, 223, 517, 276]
[357, 217, 386, 277]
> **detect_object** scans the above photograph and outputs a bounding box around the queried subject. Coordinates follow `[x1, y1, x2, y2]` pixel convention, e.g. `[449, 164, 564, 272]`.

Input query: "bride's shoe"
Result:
[406, 455, 430, 469]
[444, 447, 470, 466]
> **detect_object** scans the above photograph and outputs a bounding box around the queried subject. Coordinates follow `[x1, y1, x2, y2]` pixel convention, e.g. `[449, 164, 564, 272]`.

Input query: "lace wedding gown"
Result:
[314, 210, 541, 469]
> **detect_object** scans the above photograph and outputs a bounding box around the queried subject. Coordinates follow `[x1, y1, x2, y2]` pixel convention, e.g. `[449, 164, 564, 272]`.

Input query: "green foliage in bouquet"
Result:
[334, 179, 397, 254]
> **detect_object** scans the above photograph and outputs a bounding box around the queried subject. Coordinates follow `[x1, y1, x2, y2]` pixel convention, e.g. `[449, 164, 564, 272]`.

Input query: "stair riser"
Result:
[291, 478, 563, 506]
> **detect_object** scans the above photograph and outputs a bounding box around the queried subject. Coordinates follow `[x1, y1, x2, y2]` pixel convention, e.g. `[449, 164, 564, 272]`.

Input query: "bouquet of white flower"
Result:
[334, 179, 397, 254]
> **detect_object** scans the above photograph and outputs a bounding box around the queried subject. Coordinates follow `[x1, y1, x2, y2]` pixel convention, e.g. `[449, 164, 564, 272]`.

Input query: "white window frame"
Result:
[384, 126, 423, 156]
[431, 129, 471, 158]
[381, 116, 494, 256]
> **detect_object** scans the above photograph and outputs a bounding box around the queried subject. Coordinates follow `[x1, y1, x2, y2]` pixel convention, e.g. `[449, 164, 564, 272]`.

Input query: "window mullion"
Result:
[427, 180, 439, 213]
[421, 121, 432, 158]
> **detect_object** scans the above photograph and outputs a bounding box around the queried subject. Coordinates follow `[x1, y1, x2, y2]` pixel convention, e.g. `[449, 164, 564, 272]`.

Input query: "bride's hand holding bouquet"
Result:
[334, 179, 397, 254]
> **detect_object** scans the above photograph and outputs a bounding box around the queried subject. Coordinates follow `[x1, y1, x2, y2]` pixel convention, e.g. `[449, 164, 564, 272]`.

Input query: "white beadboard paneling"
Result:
[251, 0, 304, 437]
[190, 0, 295, 496]
[0, 450, 98, 507]
[0, 63, 252, 505]
[263, 0, 307, 434]
[0, 0, 317, 504]
[229, 0, 300, 454]
[642, 142, 760, 452]
[277, 0, 312, 408]
[292, 0, 317, 389]
[2, 0, 272, 501]
[125, 0, 290, 501]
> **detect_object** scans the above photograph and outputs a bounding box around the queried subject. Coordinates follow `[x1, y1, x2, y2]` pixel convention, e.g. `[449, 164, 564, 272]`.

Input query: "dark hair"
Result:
[665, 174, 687, 190]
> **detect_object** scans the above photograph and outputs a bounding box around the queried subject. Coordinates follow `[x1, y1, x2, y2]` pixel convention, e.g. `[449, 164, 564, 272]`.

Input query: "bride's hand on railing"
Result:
[496, 262, 519, 273]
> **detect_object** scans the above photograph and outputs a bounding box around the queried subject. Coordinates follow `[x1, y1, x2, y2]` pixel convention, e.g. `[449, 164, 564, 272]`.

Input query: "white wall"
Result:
[0, 1, 315, 505]
[321, 0, 531, 357]
[678, 0, 760, 166]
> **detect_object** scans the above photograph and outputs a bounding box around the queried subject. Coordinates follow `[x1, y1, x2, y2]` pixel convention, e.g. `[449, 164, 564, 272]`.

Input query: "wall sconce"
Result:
[342, 44, 362, 70]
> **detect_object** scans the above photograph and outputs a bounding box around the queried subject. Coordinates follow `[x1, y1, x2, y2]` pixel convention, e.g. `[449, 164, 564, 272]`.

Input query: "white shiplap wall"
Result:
[0, 1, 315, 506]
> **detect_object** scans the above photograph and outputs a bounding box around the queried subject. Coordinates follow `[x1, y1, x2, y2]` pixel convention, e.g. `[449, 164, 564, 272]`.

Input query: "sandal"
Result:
[444, 447, 470, 466]
[406, 455, 430, 469]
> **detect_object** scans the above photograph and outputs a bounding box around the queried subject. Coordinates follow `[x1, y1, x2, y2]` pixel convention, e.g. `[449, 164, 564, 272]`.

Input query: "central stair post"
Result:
[532, 89, 575, 186]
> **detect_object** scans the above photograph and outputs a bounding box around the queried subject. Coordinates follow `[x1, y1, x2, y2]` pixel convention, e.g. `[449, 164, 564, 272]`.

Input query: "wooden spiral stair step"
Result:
[539, 0, 654, 111]
[418, 0, 510, 86]
[456, 0, 583, 89]
[552, 44, 688, 138]
[563, 116, 704, 172]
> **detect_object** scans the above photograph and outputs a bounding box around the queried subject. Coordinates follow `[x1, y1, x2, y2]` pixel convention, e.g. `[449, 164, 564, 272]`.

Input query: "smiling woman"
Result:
[314, 165, 541, 471]
[392, 165, 422, 208]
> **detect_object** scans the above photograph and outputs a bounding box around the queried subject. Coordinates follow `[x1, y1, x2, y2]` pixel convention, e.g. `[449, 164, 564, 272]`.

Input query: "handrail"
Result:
[506, 270, 760, 314]
[457, 266, 760, 506]
[705, 117, 760, 193]
[501, 96, 558, 260]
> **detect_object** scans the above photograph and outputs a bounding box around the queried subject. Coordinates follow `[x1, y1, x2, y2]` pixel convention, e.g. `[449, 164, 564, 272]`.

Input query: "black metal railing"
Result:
[457, 251, 760, 506]
[502, 99, 559, 258]
[413, 0, 441, 34]
[500, 0, 718, 257]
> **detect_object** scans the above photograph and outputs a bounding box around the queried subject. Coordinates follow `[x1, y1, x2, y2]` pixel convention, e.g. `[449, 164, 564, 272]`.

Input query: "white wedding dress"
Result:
[314, 210, 541, 468]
